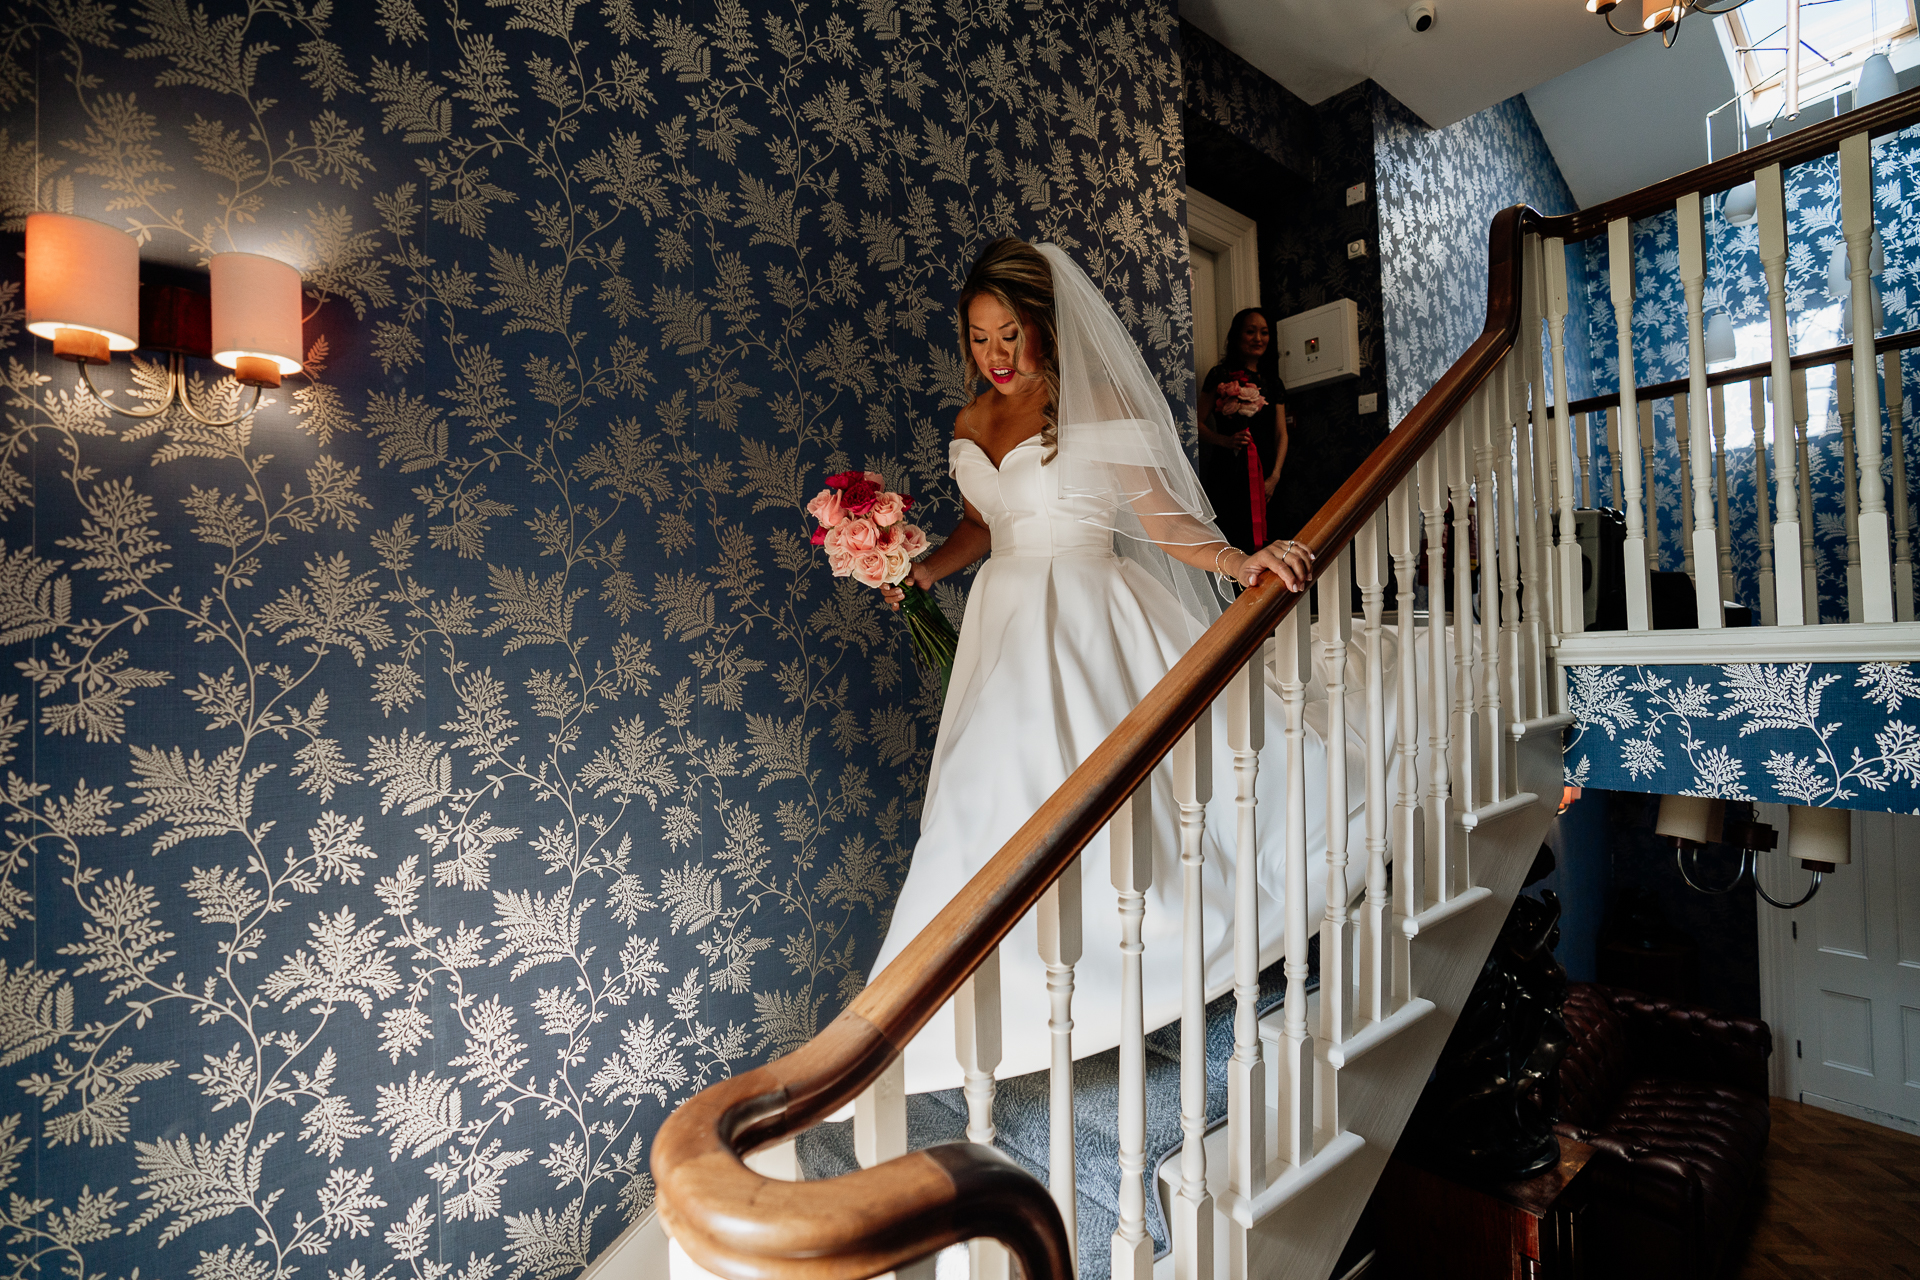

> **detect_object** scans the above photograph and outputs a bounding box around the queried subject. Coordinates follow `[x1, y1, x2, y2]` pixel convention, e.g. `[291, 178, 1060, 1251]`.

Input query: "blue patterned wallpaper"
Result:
[1373, 91, 1585, 426]
[1565, 661, 1920, 812]
[0, 3, 1188, 1276]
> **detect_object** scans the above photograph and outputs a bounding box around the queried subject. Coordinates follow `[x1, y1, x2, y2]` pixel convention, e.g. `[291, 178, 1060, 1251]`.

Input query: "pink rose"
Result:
[828, 547, 853, 576]
[840, 517, 880, 552]
[881, 544, 911, 583]
[850, 549, 889, 588]
[841, 476, 880, 516]
[807, 488, 845, 527]
[898, 524, 929, 558]
[870, 491, 907, 527]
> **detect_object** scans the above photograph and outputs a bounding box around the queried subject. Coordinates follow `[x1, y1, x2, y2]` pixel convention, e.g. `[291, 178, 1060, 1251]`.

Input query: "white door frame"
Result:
[1188, 187, 1260, 353]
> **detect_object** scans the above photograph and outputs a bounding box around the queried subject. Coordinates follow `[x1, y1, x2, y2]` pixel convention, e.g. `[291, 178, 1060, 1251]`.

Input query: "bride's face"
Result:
[968, 294, 1044, 398]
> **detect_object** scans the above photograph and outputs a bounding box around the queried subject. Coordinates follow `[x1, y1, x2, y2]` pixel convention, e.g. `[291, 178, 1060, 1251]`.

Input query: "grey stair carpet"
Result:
[797, 946, 1317, 1280]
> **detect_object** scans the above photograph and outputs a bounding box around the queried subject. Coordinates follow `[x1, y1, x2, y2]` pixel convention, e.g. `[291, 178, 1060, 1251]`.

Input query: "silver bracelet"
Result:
[1213, 544, 1237, 578]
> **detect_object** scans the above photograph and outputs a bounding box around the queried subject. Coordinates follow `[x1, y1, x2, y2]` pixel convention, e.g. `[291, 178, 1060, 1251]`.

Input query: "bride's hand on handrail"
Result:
[879, 561, 938, 610]
[1237, 538, 1314, 591]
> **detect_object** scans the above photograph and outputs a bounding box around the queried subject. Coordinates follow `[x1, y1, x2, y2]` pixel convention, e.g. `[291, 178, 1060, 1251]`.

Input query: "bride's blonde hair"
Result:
[957, 237, 1060, 462]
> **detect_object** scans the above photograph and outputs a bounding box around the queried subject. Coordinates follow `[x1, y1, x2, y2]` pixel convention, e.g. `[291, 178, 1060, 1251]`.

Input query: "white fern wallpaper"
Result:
[0, 2, 1190, 1276]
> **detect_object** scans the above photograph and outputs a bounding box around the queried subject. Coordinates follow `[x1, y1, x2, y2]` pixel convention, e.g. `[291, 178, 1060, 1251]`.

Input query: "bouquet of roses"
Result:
[809, 470, 958, 686]
[1215, 376, 1268, 417]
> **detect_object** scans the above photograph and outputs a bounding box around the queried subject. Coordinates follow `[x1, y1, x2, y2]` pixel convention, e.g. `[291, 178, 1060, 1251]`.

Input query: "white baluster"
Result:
[1420, 442, 1453, 906]
[1477, 370, 1506, 802]
[1678, 191, 1725, 627]
[1544, 238, 1585, 629]
[1356, 513, 1389, 1027]
[1752, 377, 1777, 625]
[1712, 382, 1736, 609]
[1522, 235, 1557, 683]
[1225, 637, 1269, 1272]
[1842, 130, 1895, 622]
[1578, 409, 1595, 509]
[1499, 348, 1527, 742]
[1171, 710, 1210, 1280]
[1274, 612, 1315, 1173]
[1111, 786, 1153, 1280]
[1640, 400, 1659, 580]
[853, 1059, 938, 1280]
[1793, 367, 1819, 623]
[1390, 476, 1423, 1006]
[1316, 544, 1355, 1140]
[1674, 389, 1695, 579]
[1607, 405, 1625, 510]
[1758, 162, 1807, 626]
[955, 948, 1006, 1280]
[1609, 216, 1653, 629]
[1838, 360, 1862, 622]
[1036, 853, 1080, 1267]
[1889, 352, 1914, 621]
[1450, 411, 1478, 818]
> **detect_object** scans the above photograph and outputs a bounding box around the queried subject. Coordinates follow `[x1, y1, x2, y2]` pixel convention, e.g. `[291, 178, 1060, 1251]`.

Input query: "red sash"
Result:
[1244, 434, 1267, 546]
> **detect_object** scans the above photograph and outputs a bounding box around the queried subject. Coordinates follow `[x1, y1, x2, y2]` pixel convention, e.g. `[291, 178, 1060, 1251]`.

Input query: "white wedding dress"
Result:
[870, 432, 1403, 1095]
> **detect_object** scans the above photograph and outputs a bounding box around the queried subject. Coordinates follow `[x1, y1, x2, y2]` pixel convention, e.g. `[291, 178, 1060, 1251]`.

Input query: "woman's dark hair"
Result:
[1220, 306, 1278, 379]
[957, 237, 1060, 462]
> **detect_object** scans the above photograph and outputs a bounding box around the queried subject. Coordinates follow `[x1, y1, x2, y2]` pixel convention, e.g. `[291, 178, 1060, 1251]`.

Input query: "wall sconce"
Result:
[1656, 795, 1846, 908]
[24, 212, 303, 427]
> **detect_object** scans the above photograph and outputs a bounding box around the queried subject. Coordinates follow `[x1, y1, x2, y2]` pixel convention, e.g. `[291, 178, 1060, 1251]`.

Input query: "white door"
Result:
[1776, 809, 1920, 1134]
[1190, 242, 1219, 393]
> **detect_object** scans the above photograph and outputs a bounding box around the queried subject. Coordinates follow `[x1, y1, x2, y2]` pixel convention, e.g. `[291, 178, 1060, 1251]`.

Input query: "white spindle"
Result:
[1609, 217, 1653, 629]
[1356, 514, 1389, 1027]
[1678, 191, 1725, 626]
[1316, 546, 1355, 1105]
[1226, 637, 1269, 1226]
[1420, 443, 1453, 905]
[1477, 371, 1507, 803]
[1839, 360, 1863, 621]
[1758, 162, 1807, 625]
[1607, 406, 1625, 510]
[1523, 234, 1559, 676]
[1111, 787, 1153, 1280]
[1389, 476, 1422, 1005]
[1890, 352, 1914, 621]
[1171, 712, 1209, 1280]
[1793, 367, 1819, 622]
[855, 1056, 907, 1169]
[1499, 346, 1527, 735]
[1450, 412, 1478, 818]
[1639, 400, 1659, 579]
[1578, 410, 1595, 509]
[1036, 853, 1080, 1265]
[955, 949, 1006, 1280]
[1674, 389, 1695, 578]
[1712, 382, 1736, 608]
[1842, 130, 1895, 622]
[1274, 613, 1315, 1172]
[1752, 377, 1776, 625]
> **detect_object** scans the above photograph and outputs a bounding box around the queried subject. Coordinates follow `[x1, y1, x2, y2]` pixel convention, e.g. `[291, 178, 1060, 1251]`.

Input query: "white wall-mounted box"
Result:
[1277, 299, 1361, 390]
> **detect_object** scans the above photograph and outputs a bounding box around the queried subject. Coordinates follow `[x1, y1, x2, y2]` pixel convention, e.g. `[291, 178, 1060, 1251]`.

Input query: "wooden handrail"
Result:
[651, 86, 1920, 1280]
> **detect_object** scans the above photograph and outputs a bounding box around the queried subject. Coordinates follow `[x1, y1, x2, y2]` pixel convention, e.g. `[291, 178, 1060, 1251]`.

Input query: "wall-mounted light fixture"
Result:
[1655, 794, 1849, 908]
[24, 212, 303, 427]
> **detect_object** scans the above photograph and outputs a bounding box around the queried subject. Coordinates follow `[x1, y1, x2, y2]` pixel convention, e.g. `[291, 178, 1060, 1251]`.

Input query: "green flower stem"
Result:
[897, 583, 958, 695]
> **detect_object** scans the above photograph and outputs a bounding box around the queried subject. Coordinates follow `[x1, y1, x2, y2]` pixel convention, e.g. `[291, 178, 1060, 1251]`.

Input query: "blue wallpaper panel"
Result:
[1565, 661, 1920, 813]
[0, 2, 1188, 1275]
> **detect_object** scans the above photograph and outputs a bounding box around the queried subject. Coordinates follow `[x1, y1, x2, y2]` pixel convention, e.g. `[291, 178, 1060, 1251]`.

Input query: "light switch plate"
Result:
[1347, 239, 1366, 259]
[1358, 392, 1379, 415]
[1345, 182, 1367, 206]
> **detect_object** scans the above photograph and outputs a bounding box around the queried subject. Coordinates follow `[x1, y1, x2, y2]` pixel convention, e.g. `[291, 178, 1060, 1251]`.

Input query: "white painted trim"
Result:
[1752, 801, 1797, 1099]
[1187, 187, 1259, 326]
[1801, 1090, 1920, 1137]
[1554, 621, 1920, 666]
[580, 1205, 670, 1280]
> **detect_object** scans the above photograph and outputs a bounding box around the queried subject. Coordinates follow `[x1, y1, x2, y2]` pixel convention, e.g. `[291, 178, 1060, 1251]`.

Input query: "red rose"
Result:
[824, 470, 858, 490]
[841, 476, 880, 515]
[810, 525, 828, 546]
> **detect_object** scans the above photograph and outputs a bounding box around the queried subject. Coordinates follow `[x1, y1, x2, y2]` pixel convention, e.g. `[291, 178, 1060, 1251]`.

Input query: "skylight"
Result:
[1719, 0, 1916, 127]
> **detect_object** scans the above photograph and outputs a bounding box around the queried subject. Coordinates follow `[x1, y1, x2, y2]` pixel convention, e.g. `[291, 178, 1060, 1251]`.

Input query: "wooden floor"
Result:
[1725, 1099, 1920, 1279]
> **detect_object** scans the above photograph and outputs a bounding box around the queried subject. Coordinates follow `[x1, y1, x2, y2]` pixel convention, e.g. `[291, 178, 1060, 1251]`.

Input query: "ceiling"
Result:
[1180, 0, 1630, 129]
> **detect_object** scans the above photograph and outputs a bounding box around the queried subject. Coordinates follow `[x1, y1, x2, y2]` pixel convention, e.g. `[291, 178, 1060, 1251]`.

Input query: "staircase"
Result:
[649, 89, 1920, 1280]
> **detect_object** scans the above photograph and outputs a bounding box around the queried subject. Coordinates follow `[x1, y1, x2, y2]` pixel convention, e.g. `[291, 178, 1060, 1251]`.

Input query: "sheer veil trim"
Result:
[1037, 242, 1230, 628]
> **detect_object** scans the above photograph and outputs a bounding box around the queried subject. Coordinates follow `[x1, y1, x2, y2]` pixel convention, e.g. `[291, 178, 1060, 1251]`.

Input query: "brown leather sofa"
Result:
[1553, 983, 1774, 1279]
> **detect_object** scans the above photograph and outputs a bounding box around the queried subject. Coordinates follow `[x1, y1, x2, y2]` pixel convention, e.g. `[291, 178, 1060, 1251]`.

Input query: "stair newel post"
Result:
[1751, 377, 1777, 624]
[1449, 408, 1479, 827]
[1842, 129, 1895, 622]
[955, 947, 1006, 1280]
[1793, 366, 1819, 621]
[1419, 442, 1453, 908]
[1224, 634, 1270, 1273]
[1758, 161, 1807, 625]
[1839, 359, 1863, 621]
[1035, 853, 1081, 1268]
[1678, 190, 1726, 627]
[1547, 237, 1583, 641]
[1713, 382, 1736, 609]
[1356, 512, 1389, 1028]
[1274, 612, 1316, 1175]
[1639, 400, 1659, 580]
[1110, 786, 1154, 1280]
[1608, 216, 1653, 629]
[1389, 476, 1423, 1006]
[1171, 709, 1212, 1280]
[1476, 369, 1506, 804]
[1315, 544, 1355, 1139]
[1889, 353, 1914, 620]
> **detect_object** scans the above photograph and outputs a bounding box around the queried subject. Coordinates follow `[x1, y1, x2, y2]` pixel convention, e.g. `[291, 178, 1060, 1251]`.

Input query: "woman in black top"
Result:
[1197, 307, 1289, 554]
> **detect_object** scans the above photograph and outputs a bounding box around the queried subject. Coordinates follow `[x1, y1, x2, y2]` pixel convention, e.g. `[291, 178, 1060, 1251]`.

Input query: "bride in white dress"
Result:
[874, 239, 1390, 1095]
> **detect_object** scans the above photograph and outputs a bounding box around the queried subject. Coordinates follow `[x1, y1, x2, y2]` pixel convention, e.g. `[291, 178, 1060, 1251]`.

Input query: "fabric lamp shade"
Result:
[210, 252, 304, 385]
[1724, 181, 1758, 226]
[1856, 52, 1899, 108]
[1642, 0, 1680, 30]
[1705, 311, 1737, 363]
[25, 212, 140, 363]
[1656, 794, 1726, 845]
[1787, 804, 1852, 866]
